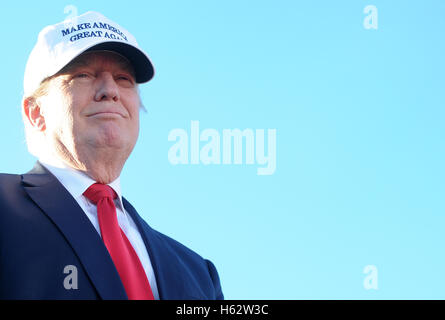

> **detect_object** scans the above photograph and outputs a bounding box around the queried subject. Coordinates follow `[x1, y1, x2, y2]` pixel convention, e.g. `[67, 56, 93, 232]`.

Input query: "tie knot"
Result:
[83, 183, 117, 204]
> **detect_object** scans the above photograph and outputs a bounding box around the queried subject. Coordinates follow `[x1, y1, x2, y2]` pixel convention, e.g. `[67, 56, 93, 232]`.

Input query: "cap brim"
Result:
[85, 41, 154, 83]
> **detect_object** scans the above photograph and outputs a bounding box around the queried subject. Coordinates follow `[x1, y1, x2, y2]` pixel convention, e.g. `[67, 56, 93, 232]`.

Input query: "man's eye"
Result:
[116, 75, 135, 87]
[76, 73, 89, 78]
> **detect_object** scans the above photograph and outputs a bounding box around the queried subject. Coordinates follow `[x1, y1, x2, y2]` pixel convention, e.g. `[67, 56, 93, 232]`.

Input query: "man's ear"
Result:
[23, 97, 46, 131]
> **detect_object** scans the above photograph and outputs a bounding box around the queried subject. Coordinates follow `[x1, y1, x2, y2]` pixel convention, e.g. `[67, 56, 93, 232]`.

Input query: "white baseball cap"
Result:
[24, 11, 155, 96]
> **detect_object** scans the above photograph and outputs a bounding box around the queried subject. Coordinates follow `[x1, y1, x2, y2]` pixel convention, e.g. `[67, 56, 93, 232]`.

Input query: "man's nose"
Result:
[94, 72, 120, 102]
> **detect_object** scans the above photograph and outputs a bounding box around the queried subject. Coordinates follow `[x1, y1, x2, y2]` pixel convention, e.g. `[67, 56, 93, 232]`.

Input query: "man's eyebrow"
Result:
[56, 55, 135, 76]
[57, 58, 91, 74]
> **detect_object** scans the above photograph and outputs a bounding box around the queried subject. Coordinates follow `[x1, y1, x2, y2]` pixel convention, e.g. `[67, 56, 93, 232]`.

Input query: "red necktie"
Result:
[83, 183, 155, 300]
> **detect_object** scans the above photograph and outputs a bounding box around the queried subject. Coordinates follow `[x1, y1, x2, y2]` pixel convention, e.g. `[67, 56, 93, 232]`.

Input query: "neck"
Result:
[42, 142, 128, 184]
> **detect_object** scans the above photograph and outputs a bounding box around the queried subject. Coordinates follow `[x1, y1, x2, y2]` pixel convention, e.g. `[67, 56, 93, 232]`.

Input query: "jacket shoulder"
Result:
[0, 173, 22, 182]
[139, 220, 224, 299]
[0, 173, 24, 199]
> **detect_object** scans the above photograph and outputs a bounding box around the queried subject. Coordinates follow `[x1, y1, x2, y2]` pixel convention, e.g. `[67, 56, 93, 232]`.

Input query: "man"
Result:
[0, 11, 223, 300]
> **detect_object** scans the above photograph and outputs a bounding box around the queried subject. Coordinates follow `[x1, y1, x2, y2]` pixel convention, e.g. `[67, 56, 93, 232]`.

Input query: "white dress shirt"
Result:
[38, 157, 160, 299]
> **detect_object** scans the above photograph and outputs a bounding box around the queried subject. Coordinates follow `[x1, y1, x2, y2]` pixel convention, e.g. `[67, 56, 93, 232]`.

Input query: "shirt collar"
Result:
[39, 158, 125, 211]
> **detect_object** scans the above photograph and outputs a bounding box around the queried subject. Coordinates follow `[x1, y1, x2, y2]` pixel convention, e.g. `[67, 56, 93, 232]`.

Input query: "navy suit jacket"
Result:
[0, 162, 223, 300]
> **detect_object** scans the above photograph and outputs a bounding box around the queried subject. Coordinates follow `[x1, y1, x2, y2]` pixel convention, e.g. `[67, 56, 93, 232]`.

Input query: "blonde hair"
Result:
[21, 77, 53, 158]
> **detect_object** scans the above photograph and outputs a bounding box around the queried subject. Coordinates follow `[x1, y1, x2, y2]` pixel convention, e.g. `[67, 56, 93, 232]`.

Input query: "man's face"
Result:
[38, 50, 140, 165]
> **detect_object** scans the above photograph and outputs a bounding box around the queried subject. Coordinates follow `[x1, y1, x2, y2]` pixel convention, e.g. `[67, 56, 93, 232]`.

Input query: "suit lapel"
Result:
[123, 198, 201, 299]
[21, 162, 127, 300]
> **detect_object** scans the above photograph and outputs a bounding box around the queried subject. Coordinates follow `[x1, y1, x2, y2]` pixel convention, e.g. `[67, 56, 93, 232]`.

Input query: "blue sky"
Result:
[1, 1, 445, 299]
